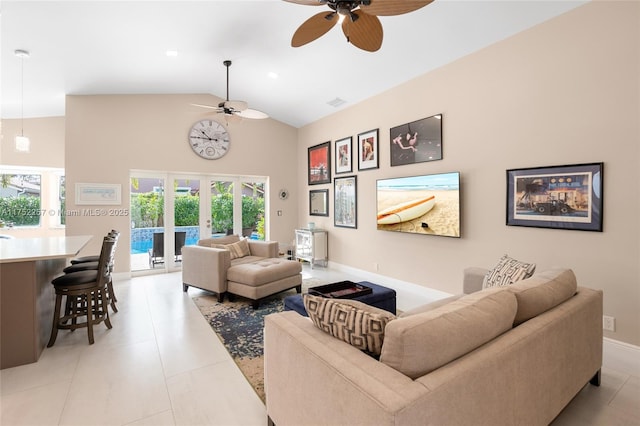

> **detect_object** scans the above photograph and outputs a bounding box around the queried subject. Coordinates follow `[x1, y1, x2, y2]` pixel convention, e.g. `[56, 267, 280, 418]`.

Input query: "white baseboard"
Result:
[603, 338, 640, 377]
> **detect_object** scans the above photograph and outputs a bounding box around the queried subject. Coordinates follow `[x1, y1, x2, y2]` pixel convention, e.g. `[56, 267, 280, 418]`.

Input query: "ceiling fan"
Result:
[192, 60, 268, 120]
[284, 0, 434, 52]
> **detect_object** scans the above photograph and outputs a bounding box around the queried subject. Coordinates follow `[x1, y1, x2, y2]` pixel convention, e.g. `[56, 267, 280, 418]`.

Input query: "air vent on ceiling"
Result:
[327, 97, 347, 108]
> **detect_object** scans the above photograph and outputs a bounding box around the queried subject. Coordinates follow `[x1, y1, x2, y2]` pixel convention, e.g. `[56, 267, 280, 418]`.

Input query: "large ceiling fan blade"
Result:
[283, 0, 327, 5]
[342, 11, 383, 52]
[236, 108, 269, 120]
[292, 11, 338, 47]
[360, 0, 433, 16]
[191, 103, 220, 110]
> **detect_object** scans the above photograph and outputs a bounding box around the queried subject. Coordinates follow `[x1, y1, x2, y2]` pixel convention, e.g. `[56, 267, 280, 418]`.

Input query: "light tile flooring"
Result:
[1, 265, 638, 425]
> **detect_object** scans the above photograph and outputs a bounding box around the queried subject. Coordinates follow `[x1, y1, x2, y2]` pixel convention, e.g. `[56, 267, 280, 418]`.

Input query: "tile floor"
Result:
[1, 265, 638, 425]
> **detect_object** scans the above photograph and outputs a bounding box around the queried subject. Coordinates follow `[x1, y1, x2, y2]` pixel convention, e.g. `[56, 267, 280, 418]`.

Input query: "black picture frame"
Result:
[357, 129, 379, 171]
[309, 189, 329, 216]
[335, 136, 353, 174]
[390, 114, 442, 167]
[308, 141, 331, 185]
[334, 175, 357, 228]
[506, 162, 603, 232]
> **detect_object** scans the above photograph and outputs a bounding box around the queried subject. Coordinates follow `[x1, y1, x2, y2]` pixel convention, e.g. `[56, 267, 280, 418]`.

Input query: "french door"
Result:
[130, 172, 267, 273]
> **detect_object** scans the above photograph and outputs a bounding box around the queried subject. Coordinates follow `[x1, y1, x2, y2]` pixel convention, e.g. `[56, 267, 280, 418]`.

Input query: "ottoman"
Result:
[227, 257, 302, 309]
[284, 281, 396, 316]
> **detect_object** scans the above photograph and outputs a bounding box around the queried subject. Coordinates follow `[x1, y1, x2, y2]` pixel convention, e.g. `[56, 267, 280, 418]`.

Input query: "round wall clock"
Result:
[188, 119, 230, 160]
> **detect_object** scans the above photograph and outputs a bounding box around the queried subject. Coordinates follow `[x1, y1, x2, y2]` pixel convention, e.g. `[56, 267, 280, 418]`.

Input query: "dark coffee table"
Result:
[284, 281, 396, 316]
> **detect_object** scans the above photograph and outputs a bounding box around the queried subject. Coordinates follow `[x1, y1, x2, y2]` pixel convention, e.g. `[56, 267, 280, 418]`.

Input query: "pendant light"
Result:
[15, 49, 30, 153]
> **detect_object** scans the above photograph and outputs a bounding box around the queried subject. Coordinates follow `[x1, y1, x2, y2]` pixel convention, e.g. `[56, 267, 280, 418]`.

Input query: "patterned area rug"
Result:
[192, 278, 323, 402]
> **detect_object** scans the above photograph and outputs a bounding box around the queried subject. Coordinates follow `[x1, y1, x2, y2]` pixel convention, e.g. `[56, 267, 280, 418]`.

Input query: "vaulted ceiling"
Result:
[1, 1, 586, 128]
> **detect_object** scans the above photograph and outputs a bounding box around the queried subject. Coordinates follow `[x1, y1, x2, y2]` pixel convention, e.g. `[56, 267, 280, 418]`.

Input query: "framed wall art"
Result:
[357, 129, 379, 171]
[335, 136, 352, 174]
[308, 141, 331, 185]
[506, 162, 603, 232]
[75, 183, 122, 205]
[309, 189, 329, 216]
[390, 114, 442, 167]
[334, 175, 357, 228]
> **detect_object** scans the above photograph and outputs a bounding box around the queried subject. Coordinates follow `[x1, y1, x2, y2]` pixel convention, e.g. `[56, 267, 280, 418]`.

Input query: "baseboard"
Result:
[328, 261, 453, 312]
[603, 338, 640, 377]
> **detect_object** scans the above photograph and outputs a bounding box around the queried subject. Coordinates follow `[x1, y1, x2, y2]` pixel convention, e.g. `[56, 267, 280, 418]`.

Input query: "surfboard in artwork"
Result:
[377, 195, 436, 225]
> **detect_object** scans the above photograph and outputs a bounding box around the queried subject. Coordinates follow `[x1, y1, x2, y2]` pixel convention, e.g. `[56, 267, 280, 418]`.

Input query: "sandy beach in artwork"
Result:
[377, 189, 460, 237]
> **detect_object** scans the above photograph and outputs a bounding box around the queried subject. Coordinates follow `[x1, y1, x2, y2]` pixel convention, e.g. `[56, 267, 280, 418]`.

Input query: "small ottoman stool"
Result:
[227, 258, 302, 309]
[284, 281, 396, 316]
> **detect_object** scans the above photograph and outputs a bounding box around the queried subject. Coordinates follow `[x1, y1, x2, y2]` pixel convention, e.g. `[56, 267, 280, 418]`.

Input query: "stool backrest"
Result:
[96, 236, 117, 285]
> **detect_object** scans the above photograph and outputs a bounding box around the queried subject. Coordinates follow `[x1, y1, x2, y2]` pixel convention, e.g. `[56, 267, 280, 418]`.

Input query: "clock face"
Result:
[188, 119, 230, 160]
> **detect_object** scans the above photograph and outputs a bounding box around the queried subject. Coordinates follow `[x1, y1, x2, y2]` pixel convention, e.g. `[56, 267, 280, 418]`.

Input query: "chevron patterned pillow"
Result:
[303, 294, 395, 356]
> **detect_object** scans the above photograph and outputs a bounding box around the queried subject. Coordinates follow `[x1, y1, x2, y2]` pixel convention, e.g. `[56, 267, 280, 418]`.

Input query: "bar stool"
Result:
[65, 230, 119, 312]
[47, 236, 116, 347]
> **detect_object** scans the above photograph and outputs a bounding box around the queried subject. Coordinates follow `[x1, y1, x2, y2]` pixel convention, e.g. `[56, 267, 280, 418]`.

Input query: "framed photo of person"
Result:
[308, 141, 331, 185]
[335, 136, 352, 174]
[357, 129, 379, 171]
[390, 114, 442, 167]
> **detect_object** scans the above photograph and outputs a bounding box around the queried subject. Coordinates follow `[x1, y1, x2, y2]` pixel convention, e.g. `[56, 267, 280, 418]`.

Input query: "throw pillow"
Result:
[211, 237, 251, 260]
[303, 294, 395, 356]
[482, 254, 536, 289]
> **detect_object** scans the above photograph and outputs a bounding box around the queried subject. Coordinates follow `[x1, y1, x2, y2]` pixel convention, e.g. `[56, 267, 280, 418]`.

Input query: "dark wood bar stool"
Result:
[47, 236, 116, 347]
[65, 230, 119, 312]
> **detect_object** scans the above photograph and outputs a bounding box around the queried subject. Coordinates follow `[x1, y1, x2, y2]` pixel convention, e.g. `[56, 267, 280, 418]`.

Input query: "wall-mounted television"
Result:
[376, 172, 460, 238]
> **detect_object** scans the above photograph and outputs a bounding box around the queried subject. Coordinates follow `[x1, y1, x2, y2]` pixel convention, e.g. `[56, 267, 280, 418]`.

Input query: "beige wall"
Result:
[298, 2, 640, 345]
[1, 117, 65, 167]
[64, 94, 299, 272]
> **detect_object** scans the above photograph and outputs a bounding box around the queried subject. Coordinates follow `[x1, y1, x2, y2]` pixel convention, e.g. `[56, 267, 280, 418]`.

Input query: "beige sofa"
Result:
[264, 268, 603, 425]
[182, 235, 302, 308]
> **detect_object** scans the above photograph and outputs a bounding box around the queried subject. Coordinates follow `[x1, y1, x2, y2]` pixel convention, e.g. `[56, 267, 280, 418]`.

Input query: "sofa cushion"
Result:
[212, 237, 251, 260]
[303, 294, 396, 356]
[198, 235, 240, 247]
[380, 288, 517, 379]
[508, 268, 578, 325]
[482, 254, 536, 289]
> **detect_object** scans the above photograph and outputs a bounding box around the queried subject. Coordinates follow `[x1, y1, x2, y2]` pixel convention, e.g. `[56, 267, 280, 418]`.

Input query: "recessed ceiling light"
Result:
[165, 50, 178, 57]
[268, 71, 278, 79]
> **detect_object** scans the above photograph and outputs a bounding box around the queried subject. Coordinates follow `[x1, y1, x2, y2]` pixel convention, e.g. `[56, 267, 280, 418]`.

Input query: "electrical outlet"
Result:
[603, 315, 616, 332]
[373, 262, 379, 272]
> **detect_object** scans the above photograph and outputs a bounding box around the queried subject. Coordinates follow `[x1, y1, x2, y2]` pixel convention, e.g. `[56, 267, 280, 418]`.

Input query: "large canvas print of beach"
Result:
[376, 172, 460, 237]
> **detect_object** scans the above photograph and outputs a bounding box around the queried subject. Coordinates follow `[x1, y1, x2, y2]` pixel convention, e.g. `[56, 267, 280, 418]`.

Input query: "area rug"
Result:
[192, 278, 323, 402]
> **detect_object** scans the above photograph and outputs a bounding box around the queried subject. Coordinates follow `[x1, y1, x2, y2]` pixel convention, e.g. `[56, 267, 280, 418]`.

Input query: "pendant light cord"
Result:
[20, 55, 25, 137]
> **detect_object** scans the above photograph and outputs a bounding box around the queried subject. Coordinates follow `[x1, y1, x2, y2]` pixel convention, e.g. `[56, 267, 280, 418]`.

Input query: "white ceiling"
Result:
[1, 1, 586, 128]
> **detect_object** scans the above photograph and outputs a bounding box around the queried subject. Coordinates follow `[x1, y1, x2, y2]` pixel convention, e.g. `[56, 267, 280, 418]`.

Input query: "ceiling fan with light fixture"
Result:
[192, 60, 268, 120]
[284, 0, 433, 52]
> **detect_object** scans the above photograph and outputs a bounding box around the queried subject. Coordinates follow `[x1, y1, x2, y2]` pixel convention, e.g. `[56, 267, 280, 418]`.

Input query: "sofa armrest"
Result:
[463, 267, 489, 294]
[248, 240, 278, 258]
[265, 311, 428, 426]
[181, 245, 230, 295]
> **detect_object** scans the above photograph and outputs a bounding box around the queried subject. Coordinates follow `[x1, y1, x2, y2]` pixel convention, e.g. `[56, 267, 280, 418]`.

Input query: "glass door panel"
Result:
[209, 180, 234, 237]
[172, 177, 200, 269]
[130, 175, 165, 272]
[241, 180, 265, 240]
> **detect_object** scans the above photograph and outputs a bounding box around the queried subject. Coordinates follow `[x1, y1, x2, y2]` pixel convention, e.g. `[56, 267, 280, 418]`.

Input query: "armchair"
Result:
[182, 235, 302, 308]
